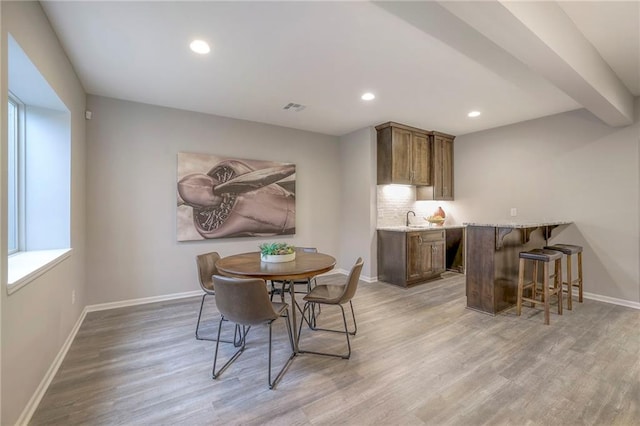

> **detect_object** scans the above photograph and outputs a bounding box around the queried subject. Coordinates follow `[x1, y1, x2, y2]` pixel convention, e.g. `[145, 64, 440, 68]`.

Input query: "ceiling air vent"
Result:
[283, 102, 306, 112]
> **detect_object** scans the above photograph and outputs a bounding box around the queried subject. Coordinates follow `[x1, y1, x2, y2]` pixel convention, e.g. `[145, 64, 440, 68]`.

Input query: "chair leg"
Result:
[267, 308, 295, 390]
[283, 308, 295, 353]
[577, 252, 583, 302]
[297, 302, 352, 359]
[517, 258, 524, 316]
[310, 277, 321, 317]
[543, 262, 550, 325]
[212, 317, 246, 379]
[347, 300, 357, 335]
[197, 294, 245, 346]
[556, 258, 563, 316]
[301, 301, 357, 335]
[532, 260, 539, 306]
[306, 279, 317, 326]
[339, 304, 352, 359]
[195, 294, 208, 340]
[566, 254, 573, 310]
[270, 281, 286, 303]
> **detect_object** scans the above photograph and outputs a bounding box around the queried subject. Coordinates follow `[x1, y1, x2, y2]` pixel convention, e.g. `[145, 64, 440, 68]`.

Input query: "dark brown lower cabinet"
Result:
[378, 229, 445, 287]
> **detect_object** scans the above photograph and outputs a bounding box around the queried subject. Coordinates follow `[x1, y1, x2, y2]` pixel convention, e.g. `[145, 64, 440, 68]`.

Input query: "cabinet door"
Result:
[407, 231, 445, 281]
[391, 127, 412, 184]
[433, 135, 454, 200]
[406, 233, 426, 281]
[441, 137, 454, 199]
[431, 240, 445, 274]
[412, 133, 431, 185]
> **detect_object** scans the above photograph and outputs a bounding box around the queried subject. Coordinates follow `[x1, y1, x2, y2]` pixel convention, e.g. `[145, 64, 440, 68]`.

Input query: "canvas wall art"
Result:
[177, 152, 295, 241]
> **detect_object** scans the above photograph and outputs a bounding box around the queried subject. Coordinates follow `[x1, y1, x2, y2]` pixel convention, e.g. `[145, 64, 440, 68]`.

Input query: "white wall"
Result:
[1, 2, 87, 424]
[338, 127, 377, 279]
[85, 95, 342, 304]
[454, 105, 640, 303]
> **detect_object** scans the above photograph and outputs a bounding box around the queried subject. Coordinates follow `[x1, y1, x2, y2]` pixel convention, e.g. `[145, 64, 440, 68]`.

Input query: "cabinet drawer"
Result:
[409, 230, 445, 242]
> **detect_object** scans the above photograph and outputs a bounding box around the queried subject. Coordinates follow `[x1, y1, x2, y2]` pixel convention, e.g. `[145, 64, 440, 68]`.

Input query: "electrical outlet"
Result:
[510, 208, 517, 217]
[71, 290, 76, 305]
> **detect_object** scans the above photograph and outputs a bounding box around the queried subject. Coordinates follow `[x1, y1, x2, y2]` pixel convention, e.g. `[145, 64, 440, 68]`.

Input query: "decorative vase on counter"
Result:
[425, 206, 446, 226]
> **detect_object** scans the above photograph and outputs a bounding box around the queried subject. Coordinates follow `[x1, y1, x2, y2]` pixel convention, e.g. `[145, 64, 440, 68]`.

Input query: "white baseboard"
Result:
[324, 268, 376, 283]
[86, 290, 202, 312]
[583, 292, 640, 310]
[16, 306, 88, 426]
[361, 273, 377, 283]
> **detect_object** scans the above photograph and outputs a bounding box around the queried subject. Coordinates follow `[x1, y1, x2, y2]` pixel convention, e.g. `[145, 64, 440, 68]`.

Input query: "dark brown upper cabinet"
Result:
[376, 122, 431, 186]
[432, 131, 455, 200]
[416, 131, 455, 201]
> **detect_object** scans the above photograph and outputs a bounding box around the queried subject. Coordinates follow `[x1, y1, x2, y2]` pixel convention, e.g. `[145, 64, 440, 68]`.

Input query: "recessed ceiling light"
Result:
[190, 39, 210, 55]
[361, 92, 375, 101]
[467, 111, 481, 118]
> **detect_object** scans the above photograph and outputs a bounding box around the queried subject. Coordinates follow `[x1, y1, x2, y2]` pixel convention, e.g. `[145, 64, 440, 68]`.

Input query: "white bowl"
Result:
[261, 252, 296, 263]
[426, 218, 445, 225]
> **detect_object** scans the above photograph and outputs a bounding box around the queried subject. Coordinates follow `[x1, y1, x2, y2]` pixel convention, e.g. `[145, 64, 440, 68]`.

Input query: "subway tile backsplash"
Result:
[377, 185, 451, 227]
[377, 185, 415, 227]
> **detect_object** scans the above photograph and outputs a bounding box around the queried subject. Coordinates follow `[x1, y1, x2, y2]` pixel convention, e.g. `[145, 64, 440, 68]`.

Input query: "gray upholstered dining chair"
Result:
[195, 252, 243, 345]
[195, 251, 221, 340]
[211, 275, 295, 389]
[297, 257, 364, 359]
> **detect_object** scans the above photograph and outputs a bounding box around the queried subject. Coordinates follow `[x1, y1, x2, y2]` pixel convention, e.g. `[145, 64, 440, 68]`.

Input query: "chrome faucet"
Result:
[406, 210, 416, 226]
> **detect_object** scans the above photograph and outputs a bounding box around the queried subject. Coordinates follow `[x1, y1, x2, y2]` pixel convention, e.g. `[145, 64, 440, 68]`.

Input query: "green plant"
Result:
[259, 242, 295, 256]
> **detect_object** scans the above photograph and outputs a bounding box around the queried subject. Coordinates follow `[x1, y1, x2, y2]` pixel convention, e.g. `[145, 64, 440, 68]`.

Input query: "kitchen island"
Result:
[464, 221, 571, 315]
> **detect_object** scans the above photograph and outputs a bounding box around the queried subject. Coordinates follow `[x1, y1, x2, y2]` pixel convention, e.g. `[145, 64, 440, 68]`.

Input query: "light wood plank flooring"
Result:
[30, 273, 640, 425]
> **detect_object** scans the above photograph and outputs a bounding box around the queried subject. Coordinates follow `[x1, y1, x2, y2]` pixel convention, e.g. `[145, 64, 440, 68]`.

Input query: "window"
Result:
[7, 34, 72, 293]
[8, 95, 20, 254]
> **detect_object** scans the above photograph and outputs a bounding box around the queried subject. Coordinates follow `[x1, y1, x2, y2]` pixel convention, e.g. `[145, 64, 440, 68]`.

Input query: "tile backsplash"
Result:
[377, 185, 454, 227]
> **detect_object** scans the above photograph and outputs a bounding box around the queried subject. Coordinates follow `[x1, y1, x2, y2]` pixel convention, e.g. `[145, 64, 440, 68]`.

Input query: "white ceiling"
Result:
[40, 1, 639, 137]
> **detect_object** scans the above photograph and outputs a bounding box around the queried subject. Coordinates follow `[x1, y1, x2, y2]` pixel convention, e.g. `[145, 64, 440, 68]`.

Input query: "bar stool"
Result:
[517, 248, 563, 325]
[545, 244, 584, 310]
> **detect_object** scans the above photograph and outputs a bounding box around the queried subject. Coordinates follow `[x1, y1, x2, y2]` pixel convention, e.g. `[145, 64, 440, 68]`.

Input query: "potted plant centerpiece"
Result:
[259, 242, 296, 263]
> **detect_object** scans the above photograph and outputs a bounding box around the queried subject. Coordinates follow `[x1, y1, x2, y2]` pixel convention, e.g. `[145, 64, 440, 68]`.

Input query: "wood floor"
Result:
[30, 273, 640, 425]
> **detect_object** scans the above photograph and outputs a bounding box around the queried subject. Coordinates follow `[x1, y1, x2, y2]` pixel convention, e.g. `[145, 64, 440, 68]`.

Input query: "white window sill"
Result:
[7, 248, 72, 295]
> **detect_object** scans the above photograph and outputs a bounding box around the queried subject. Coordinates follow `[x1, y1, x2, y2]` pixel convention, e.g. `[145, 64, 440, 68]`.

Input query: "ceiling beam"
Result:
[373, 1, 562, 95]
[438, 0, 634, 127]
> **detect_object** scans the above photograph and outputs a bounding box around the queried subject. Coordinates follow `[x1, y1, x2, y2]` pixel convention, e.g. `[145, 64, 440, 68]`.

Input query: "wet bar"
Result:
[464, 221, 571, 315]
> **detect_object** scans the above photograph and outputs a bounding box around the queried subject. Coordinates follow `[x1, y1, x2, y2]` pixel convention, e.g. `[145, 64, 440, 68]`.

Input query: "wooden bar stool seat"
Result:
[544, 244, 584, 310]
[517, 248, 563, 325]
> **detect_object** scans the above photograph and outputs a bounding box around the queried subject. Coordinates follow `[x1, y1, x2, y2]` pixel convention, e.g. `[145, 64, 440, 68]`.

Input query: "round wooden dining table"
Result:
[215, 251, 336, 351]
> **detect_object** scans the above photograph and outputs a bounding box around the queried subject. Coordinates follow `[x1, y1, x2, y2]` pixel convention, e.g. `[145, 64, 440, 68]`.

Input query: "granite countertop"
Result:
[463, 220, 571, 229]
[378, 224, 465, 232]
